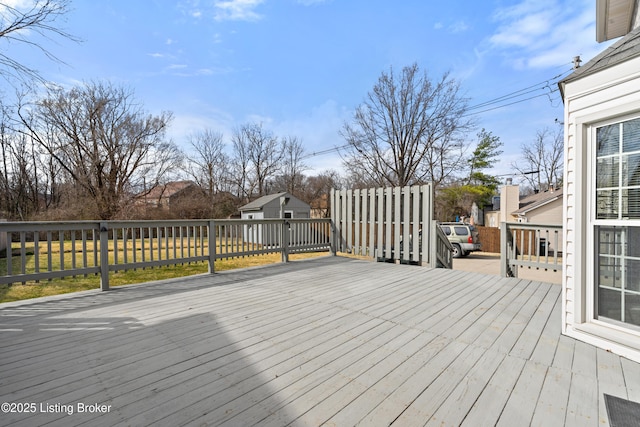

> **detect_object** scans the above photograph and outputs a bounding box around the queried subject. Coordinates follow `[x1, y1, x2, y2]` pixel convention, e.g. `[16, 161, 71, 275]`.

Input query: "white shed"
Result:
[239, 192, 311, 245]
[560, 19, 640, 362]
[239, 192, 311, 220]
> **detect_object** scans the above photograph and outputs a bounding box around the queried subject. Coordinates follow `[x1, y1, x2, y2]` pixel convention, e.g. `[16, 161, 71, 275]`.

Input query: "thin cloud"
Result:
[450, 21, 469, 33]
[297, 0, 330, 5]
[213, 0, 264, 22]
[487, 0, 603, 69]
[433, 20, 470, 34]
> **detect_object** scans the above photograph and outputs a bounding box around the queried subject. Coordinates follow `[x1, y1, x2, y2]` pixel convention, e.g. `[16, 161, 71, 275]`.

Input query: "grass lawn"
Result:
[0, 239, 328, 303]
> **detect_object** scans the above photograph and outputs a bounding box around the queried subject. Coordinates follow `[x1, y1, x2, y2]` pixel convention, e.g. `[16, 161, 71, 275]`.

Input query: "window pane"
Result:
[599, 227, 623, 256]
[623, 118, 640, 153]
[627, 259, 640, 292]
[625, 294, 640, 326]
[597, 157, 619, 188]
[597, 124, 620, 156]
[596, 189, 618, 219]
[598, 256, 622, 289]
[598, 287, 622, 320]
[622, 188, 640, 218]
[596, 226, 640, 328]
[454, 226, 468, 235]
[623, 153, 640, 186]
[627, 228, 640, 258]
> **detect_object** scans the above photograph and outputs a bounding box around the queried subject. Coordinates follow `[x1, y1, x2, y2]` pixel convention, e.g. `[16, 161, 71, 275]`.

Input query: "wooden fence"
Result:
[331, 185, 452, 268]
[476, 226, 500, 253]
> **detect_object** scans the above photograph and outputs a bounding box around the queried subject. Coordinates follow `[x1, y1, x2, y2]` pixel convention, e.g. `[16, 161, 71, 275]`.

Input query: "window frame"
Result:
[589, 114, 640, 333]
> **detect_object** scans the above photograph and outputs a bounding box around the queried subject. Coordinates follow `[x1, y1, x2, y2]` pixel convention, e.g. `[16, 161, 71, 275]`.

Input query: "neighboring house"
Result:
[484, 184, 563, 227]
[134, 180, 215, 218]
[139, 181, 204, 210]
[239, 192, 311, 245]
[559, 0, 640, 362]
[512, 187, 563, 224]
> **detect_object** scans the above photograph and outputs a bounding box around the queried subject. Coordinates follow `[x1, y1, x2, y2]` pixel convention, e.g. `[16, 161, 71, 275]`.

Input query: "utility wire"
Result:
[464, 69, 570, 113]
[302, 69, 571, 159]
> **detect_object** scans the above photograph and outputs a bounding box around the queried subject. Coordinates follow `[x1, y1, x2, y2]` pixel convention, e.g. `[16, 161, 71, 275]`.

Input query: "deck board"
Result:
[1, 256, 639, 426]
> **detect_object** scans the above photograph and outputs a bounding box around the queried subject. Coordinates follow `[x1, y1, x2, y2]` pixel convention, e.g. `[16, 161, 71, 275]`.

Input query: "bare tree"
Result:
[0, 121, 38, 219]
[512, 127, 563, 191]
[341, 63, 475, 189]
[230, 126, 252, 200]
[279, 136, 307, 196]
[231, 123, 284, 198]
[0, 0, 79, 85]
[18, 81, 180, 219]
[301, 170, 342, 218]
[183, 129, 229, 198]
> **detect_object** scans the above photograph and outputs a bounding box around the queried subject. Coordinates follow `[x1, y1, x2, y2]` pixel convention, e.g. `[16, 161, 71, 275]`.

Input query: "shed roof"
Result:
[239, 192, 309, 212]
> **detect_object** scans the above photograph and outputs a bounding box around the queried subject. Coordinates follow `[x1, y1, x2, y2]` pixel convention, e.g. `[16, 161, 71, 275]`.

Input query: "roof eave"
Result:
[597, 0, 636, 42]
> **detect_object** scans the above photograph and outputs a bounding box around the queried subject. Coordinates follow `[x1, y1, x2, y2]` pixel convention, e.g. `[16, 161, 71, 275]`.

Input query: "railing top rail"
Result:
[503, 222, 563, 230]
[214, 218, 331, 225]
[102, 220, 210, 228]
[435, 225, 454, 251]
[0, 222, 100, 232]
[0, 218, 332, 231]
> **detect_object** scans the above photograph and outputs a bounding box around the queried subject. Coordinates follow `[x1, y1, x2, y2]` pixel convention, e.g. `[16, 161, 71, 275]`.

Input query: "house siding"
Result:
[522, 199, 562, 224]
[562, 55, 640, 362]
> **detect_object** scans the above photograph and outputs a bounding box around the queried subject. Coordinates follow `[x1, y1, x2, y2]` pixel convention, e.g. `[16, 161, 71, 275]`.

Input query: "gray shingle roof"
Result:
[512, 188, 563, 215]
[239, 192, 289, 211]
[561, 25, 640, 85]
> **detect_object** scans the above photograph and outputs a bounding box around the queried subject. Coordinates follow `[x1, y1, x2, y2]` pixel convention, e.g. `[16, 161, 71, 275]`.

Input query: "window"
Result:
[453, 226, 468, 236]
[594, 117, 640, 329]
[596, 118, 640, 219]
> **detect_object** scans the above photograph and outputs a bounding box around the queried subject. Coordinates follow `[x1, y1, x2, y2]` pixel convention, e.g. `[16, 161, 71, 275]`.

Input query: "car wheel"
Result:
[452, 244, 462, 258]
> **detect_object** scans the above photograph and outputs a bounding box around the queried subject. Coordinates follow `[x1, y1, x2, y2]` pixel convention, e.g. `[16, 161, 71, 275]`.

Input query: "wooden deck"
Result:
[1, 256, 639, 426]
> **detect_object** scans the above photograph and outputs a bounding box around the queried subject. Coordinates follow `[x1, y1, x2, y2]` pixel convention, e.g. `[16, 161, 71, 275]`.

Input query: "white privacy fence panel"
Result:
[331, 185, 436, 266]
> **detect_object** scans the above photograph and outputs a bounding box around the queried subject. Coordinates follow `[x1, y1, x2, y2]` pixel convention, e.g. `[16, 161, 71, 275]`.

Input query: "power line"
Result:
[302, 69, 572, 159]
[300, 144, 350, 160]
[462, 69, 571, 115]
[461, 89, 559, 117]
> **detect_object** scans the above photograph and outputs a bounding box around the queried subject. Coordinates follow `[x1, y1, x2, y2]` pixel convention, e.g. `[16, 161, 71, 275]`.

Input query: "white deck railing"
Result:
[433, 221, 454, 269]
[0, 218, 333, 290]
[500, 222, 563, 278]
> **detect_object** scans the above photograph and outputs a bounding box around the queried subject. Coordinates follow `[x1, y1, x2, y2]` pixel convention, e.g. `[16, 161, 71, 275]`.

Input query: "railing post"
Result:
[99, 222, 110, 291]
[430, 220, 437, 268]
[500, 222, 508, 278]
[208, 220, 216, 273]
[281, 220, 290, 263]
[329, 220, 337, 256]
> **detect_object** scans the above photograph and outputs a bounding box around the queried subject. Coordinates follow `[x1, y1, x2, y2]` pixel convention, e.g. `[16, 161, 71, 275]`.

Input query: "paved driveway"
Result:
[453, 252, 562, 284]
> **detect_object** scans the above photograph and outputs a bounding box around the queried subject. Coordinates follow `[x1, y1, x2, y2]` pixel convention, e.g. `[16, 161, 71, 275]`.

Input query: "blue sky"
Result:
[5, 0, 613, 180]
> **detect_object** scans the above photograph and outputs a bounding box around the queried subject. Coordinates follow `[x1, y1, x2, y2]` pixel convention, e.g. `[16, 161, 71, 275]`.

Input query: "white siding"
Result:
[563, 55, 640, 363]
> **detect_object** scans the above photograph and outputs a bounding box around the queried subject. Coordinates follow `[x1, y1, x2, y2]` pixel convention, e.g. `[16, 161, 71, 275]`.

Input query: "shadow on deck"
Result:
[1, 256, 638, 426]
